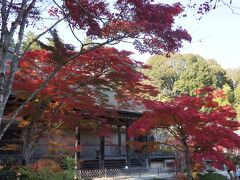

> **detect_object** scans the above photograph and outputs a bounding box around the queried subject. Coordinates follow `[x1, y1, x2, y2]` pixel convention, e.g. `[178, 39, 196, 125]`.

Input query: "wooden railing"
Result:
[77, 167, 148, 179]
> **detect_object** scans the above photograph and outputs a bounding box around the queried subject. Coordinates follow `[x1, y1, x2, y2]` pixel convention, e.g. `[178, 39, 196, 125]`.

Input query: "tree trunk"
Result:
[22, 123, 34, 164]
[74, 126, 80, 170]
[0, 0, 32, 128]
[0, 36, 10, 128]
[0, 65, 62, 140]
[184, 148, 192, 180]
[0, 0, 63, 138]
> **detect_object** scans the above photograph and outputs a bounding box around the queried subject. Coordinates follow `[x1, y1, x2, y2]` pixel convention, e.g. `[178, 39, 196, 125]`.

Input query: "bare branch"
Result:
[221, 0, 240, 15]
[9, 0, 28, 37]
[3, 11, 28, 106]
[3, 0, 39, 106]
[53, 0, 84, 47]
[0, 0, 7, 43]
[5, 0, 14, 20]
[22, 17, 65, 53]
[0, 0, 8, 62]
[160, 141, 184, 152]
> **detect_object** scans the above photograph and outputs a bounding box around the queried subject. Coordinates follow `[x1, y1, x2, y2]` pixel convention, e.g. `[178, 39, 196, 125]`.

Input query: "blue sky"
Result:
[178, 1, 240, 69]
[116, 1, 240, 69]
[51, 0, 240, 69]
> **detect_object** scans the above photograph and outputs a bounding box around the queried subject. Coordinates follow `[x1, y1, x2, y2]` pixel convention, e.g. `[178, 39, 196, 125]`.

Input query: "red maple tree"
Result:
[64, 0, 191, 54]
[129, 87, 240, 179]
[12, 34, 157, 162]
[0, 0, 191, 139]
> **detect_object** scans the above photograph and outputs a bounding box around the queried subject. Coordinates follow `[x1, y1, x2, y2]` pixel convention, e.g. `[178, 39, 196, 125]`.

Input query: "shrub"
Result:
[61, 156, 75, 180]
[172, 173, 188, 180]
[19, 166, 63, 180]
[29, 159, 62, 172]
[0, 166, 17, 180]
[198, 173, 229, 180]
[18, 157, 76, 180]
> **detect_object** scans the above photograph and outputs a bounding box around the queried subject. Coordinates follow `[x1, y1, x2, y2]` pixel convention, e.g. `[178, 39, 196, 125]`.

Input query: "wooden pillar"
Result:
[76, 127, 81, 159]
[74, 126, 80, 179]
[125, 123, 130, 167]
[117, 125, 122, 155]
[75, 127, 80, 164]
[144, 135, 149, 169]
[145, 135, 149, 142]
[99, 137, 105, 169]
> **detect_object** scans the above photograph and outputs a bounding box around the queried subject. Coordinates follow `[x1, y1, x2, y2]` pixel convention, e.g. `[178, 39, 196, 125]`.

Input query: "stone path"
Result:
[93, 169, 174, 180]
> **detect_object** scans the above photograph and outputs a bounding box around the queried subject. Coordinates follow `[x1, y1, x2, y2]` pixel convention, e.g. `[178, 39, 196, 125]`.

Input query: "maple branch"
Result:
[69, 23, 84, 46]
[48, 68, 111, 101]
[221, 0, 240, 15]
[172, 115, 188, 142]
[0, 65, 62, 140]
[22, 17, 66, 53]
[0, 35, 125, 140]
[72, 0, 109, 22]
[160, 141, 184, 152]
[38, 1, 53, 14]
[166, 126, 188, 148]
[52, 0, 84, 47]
[69, 0, 128, 43]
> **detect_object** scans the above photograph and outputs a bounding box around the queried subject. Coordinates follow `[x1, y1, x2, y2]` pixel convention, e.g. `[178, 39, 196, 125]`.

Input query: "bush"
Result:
[19, 167, 63, 180]
[60, 156, 75, 180]
[198, 173, 229, 180]
[172, 173, 188, 180]
[29, 159, 62, 172]
[18, 157, 76, 180]
[0, 166, 17, 180]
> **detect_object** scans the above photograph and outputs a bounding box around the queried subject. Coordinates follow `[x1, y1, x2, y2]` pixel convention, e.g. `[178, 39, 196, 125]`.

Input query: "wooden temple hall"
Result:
[0, 95, 175, 170]
[76, 110, 147, 170]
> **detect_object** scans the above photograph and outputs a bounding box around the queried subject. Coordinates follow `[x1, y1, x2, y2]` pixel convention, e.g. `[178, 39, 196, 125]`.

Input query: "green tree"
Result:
[21, 31, 41, 51]
[225, 68, 240, 117]
[173, 55, 231, 95]
[226, 68, 240, 87]
[144, 54, 186, 100]
[145, 53, 231, 98]
[173, 55, 209, 95]
[207, 59, 233, 89]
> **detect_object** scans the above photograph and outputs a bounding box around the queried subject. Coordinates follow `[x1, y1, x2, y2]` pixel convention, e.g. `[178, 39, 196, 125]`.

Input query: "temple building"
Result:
[0, 94, 175, 170]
